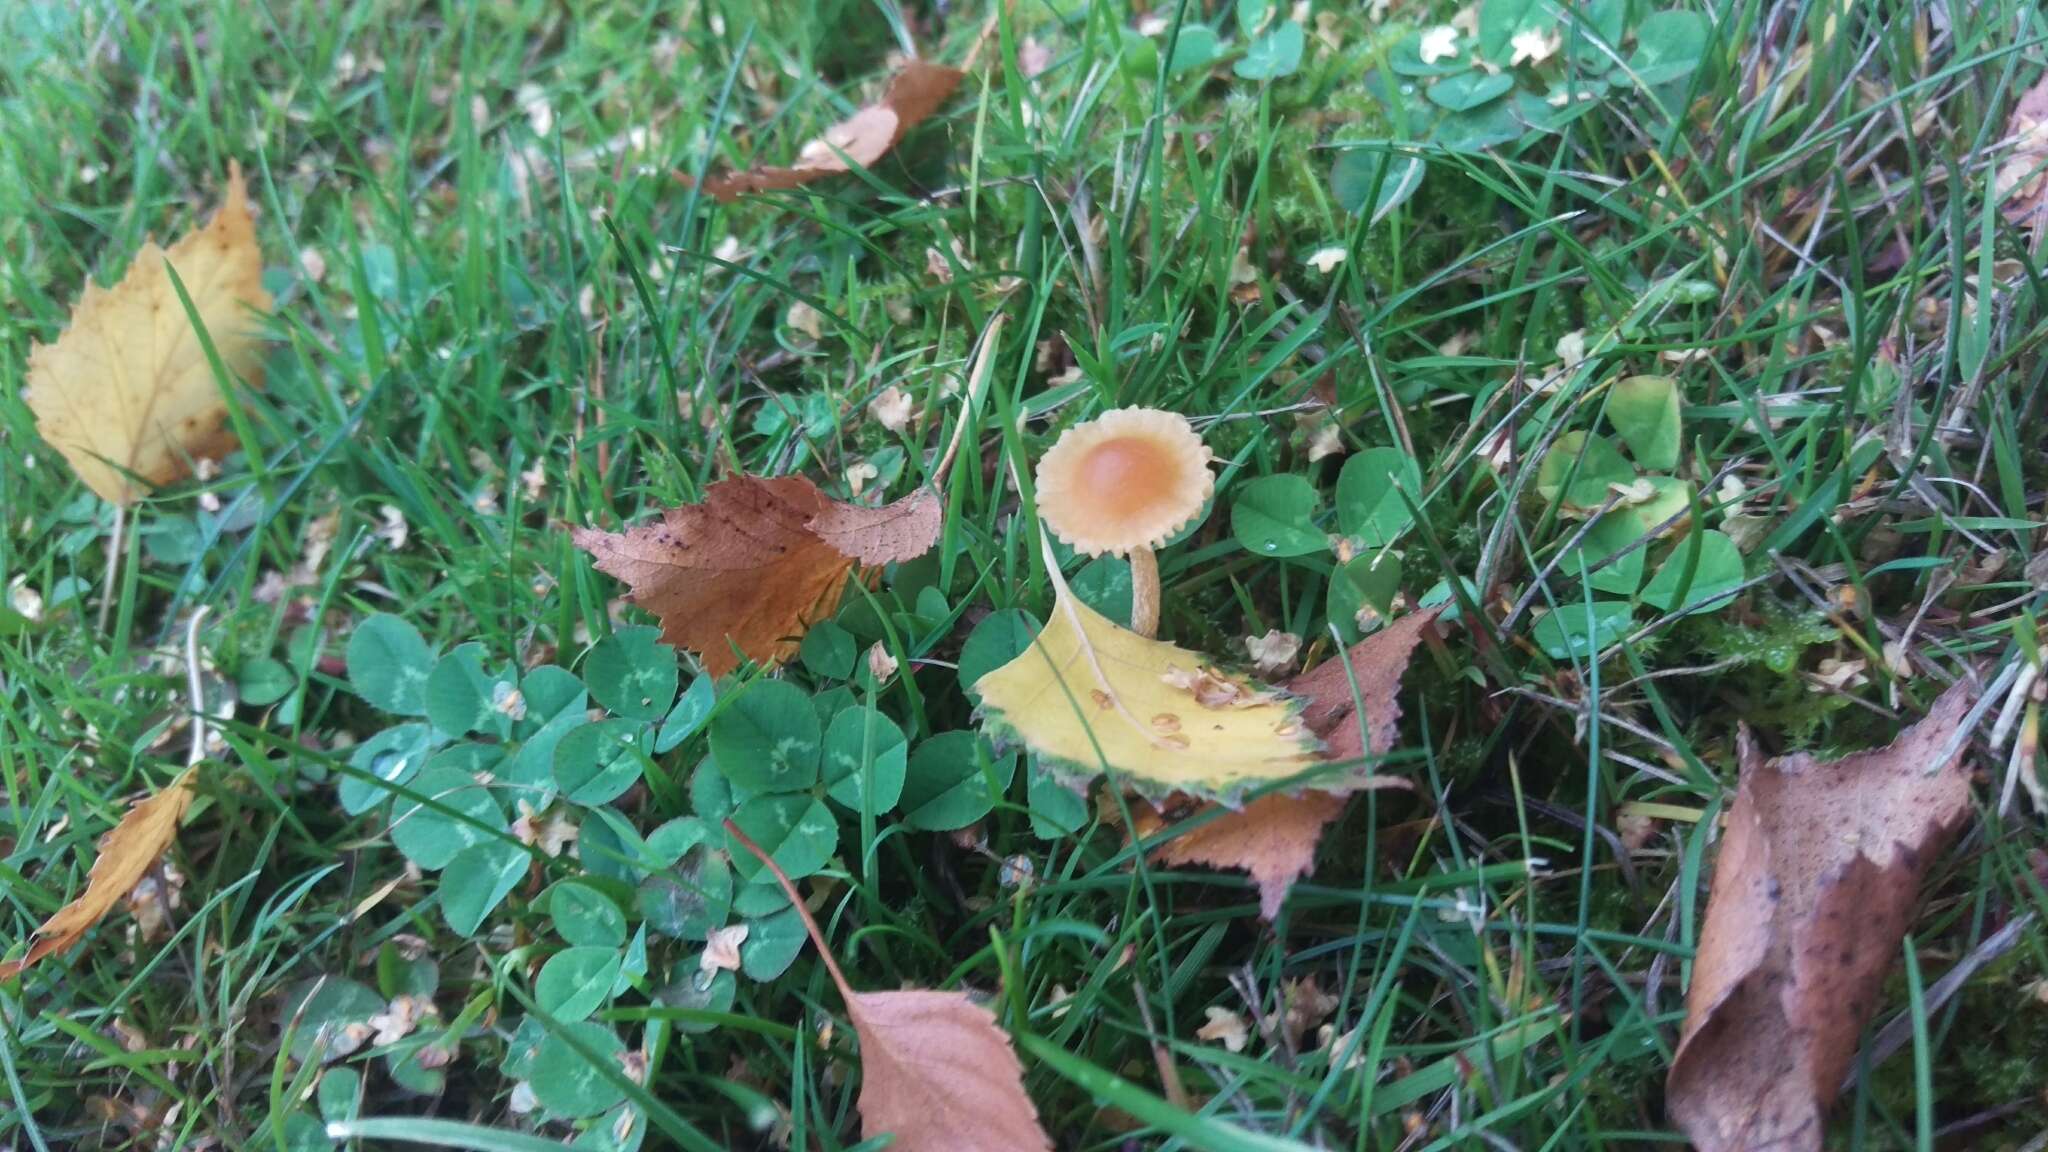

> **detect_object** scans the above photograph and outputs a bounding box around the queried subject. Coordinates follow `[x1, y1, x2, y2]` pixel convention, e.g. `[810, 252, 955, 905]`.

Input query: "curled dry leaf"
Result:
[689, 61, 966, 202]
[574, 475, 942, 677]
[27, 164, 271, 505]
[1136, 609, 1439, 919]
[0, 768, 197, 979]
[1666, 682, 1976, 1152]
[725, 820, 1051, 1152]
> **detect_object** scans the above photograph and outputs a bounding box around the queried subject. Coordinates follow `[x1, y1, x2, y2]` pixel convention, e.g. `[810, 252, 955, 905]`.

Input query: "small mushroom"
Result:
[1035, 407, 1213, 636]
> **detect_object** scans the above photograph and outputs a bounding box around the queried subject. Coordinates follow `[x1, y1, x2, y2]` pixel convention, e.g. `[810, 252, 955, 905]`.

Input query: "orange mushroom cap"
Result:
[1035, 407, 1214, 556]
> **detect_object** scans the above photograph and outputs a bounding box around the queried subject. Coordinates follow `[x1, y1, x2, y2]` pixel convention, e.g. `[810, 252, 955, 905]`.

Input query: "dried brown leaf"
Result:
[1998, 74, 2048, 234]
[27, 165, 271, 505]
[1286, 607, 1442, 771]
[807, 487, 943, 565]
[574, 474, 941, 676]
[0, 768, 197, 979]
[1148, 792, 1348, 920]
[844, 989, 1051, 1152]
[692, 61, 965, 202]
[1134, 609, 1439, 919]
[1666, 682, 1977, 1152]
[725, 819, 1051, 1152]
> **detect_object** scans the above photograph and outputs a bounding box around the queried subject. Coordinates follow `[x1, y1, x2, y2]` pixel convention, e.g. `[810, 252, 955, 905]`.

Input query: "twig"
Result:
[185, 607, 211, 768]
[97, 502, 126, 634]
[932, 314, 1006, 488]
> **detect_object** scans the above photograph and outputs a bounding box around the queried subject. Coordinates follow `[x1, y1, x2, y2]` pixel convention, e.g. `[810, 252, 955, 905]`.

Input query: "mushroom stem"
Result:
[1129, 546, 1160, 637]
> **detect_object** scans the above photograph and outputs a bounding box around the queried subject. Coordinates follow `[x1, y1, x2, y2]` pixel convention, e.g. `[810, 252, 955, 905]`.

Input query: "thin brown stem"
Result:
[724, 817, 853, 1001]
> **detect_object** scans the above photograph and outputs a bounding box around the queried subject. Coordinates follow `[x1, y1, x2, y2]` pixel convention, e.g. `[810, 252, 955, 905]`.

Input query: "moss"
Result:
[1859, 947, 2048, 1140]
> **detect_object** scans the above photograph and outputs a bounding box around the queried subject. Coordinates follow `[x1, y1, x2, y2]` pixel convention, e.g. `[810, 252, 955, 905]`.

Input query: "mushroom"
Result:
[1035, 407, 1213, 637]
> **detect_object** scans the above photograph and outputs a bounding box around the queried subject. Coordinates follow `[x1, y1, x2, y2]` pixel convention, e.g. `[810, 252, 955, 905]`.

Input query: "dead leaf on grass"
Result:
[26, 164, 271, 505]
[1997, 73, 2048, 234]
[0, 768, 198, 979]
[688, 61, 966, 202]
[1133, 608, 1441, 919]
[1666, 682, 1977, 1152]
[726, 819, 1051, 1152]
[574, 474, 942, 676]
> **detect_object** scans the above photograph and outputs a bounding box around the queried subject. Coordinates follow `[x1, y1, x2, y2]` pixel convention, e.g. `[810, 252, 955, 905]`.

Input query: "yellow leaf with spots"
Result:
[0, 768, 197, 979]
[971, 572, 1321, 800]
[27, 164, 271, 505]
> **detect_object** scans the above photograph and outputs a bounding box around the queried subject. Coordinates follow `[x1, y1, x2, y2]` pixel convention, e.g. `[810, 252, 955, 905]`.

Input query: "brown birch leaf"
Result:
[26, 164, 271, 505]
[0, 768, 198, 979]
[807, 486, 944, 565]
[574, 474, 943, 677]
[1666, 681, 1977, 1152]
[843, 989, 1052, 1152]
[1284, 606, 1442, 771]
[691, 61, 966, 202]
[725, 819, 1051, 1152]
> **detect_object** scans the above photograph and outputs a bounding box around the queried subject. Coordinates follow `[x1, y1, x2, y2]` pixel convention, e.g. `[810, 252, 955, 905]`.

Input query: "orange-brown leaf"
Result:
[26, 165, 271, 505]
[807, 486, 943, 565]
[1149, 792, 1346, 920]
[723, 816, 1051, 1152]
[846, 989, 1052, 1152]
[0, 768, 197, 979]
[573, 476, 853, 677]
[1285, 606, 1442, 774]
[1130, 609, 1439, 920]
[692, 61, 966, 202]
[575, 475, 942, 677]
[1666, 682, 1976, 1152]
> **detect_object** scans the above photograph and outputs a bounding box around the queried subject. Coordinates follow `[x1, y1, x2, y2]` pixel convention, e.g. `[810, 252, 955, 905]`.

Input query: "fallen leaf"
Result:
[1285, 607, 1441, 767]
[1305, 246, 1348, 274]
[368, 994, 429, 1047]
[1279, 975, 1340, 1051]
[27, 164, 272, 505]
[1666, 682, 1976, 1152]
[703, 924, 749, 974]
[1147, 792, 1347, 920]
[971, 566, 1322, 801]
[1244, 629, 1301, 677]
[690, 61, 966, 202]
[869, 385, 917, 433]
[1195, 1006, 1250, 1052]
[865, 641, 899, 683]
[0, 768, 197, 978]
[1997, 74, 2048, 234]
[726, 819, 1051, 1152]
[574, 475, 941, 676]
[1136, 609, 1438, 918]
[806, 486, 943, 566]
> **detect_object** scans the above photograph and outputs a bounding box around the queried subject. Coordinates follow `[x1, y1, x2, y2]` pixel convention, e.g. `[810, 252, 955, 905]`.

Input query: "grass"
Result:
[4, 0, 2048, 1148]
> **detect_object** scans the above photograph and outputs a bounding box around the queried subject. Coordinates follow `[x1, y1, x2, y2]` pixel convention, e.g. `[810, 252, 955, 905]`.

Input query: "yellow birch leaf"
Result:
[26, 163, 272, 506]
[972, 577, 1321, 800]
[0, 768, 198, 979]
